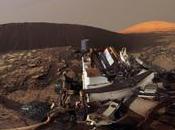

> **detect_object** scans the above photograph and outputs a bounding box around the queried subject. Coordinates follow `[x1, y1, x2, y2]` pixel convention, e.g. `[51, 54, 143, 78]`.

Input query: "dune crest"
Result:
[120, 21, 175, 33]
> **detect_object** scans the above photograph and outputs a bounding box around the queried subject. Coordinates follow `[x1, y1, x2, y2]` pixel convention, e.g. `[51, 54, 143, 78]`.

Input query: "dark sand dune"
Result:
[0, 23, 125, 53]
[0, 22, 175, 53]
[0, 22, 175, 67]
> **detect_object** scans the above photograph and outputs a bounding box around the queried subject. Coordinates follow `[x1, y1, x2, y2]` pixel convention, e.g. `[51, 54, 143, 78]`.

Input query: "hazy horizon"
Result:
[0, 0, 175, 31]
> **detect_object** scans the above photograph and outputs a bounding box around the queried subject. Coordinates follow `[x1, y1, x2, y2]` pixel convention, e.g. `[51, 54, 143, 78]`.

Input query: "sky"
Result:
[0, 0, 175, 31]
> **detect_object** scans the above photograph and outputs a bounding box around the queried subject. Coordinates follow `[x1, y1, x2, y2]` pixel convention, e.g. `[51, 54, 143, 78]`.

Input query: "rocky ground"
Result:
[0, 46, 82, 129]
[140, 37, 175, 71]
[0, 46, 175, 130]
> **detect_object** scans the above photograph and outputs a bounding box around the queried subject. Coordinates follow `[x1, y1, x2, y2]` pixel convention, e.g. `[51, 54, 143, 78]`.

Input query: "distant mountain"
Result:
[0, 23, 125, 53]
[119, 21, 175, 52]
[120, 21, 175, 34]
[120, 21, 175, 70]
